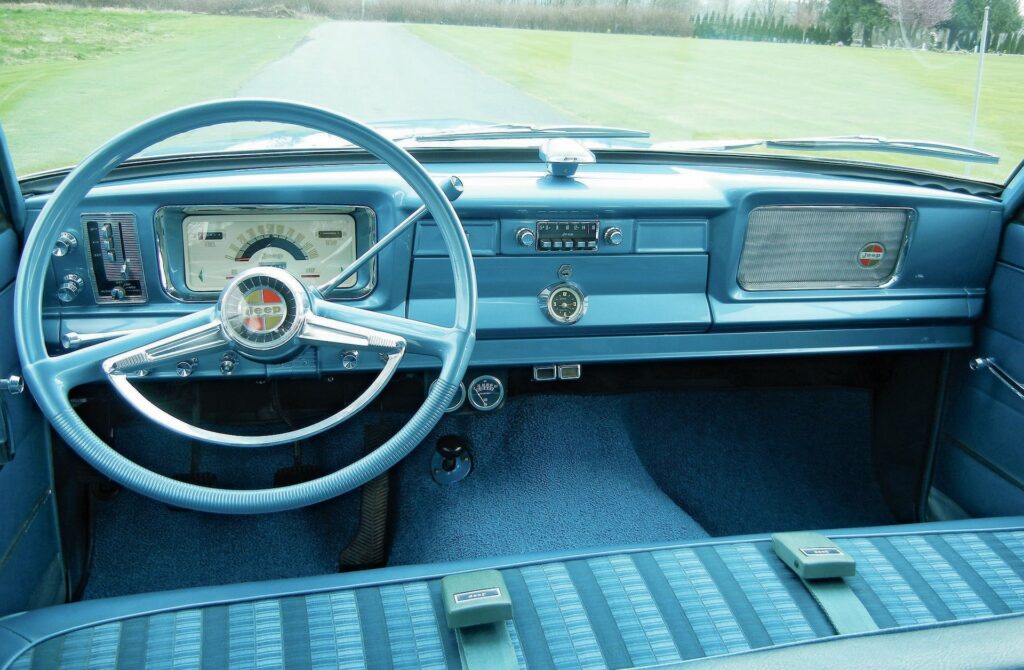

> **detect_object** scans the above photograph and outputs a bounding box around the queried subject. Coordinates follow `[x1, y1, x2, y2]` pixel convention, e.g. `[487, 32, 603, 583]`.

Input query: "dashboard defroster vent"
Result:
[738, 206, 912, 290]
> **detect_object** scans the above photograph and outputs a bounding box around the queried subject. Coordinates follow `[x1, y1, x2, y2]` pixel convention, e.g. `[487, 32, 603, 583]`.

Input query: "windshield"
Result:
[2, 2, 1022, 184]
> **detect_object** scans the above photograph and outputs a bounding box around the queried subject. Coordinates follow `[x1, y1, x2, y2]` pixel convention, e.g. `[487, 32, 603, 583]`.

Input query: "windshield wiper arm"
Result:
[765, 135, 999, 164]
[410, 123, 650, 142]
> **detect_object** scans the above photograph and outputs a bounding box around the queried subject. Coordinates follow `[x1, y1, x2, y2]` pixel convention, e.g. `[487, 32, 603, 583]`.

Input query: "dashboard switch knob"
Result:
[341, 350, 359, 370]
[109, 285, 127, 301]
[56, 274, 84, 303]
[516, 227, 537, 248]
[52, 232, 78, 257]
[176, 360, 197, 378]
[603, 227, 624, 246]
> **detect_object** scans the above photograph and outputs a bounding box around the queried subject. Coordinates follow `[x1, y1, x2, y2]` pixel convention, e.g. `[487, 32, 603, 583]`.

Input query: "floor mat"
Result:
[388, 394, 709, 565]
[626, 387, 896, 536]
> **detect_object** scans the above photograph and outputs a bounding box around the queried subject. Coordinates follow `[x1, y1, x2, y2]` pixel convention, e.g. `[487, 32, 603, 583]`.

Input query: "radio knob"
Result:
[56, 274, 84, 303]
[603, 227, 624, 246]
[515, 227, 537, 247]
[52, 232, 78, 257]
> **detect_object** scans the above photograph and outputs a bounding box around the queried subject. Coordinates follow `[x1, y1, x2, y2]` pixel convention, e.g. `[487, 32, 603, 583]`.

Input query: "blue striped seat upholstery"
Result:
[6, 525, 1024, 669]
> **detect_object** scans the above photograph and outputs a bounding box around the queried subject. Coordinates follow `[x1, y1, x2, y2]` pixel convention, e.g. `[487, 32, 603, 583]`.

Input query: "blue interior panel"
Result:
[933, 223, 1024, 517]
[408, 254, 710, 336]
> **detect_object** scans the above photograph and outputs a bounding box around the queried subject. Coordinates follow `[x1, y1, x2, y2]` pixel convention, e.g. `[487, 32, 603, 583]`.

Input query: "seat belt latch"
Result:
[772, 531, 856, 580]
[442, 570, 518, 670]
[441, 569, 514, 630]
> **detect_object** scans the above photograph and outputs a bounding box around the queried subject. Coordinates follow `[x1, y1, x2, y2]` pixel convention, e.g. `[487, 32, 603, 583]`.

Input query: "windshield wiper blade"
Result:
[410, 123, 650, 142]
[765, 135, 999, 164]
[654, 134, 999, 165]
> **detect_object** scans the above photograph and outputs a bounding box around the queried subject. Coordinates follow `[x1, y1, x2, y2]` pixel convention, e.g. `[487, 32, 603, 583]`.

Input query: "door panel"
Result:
[0, 126, 65, 615]
[929, 222, 1024, 518]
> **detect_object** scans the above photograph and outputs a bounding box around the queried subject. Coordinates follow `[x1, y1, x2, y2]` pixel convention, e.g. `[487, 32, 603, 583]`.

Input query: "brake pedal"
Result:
[168, 442, 217, 511]
[339, 422, 395, 572]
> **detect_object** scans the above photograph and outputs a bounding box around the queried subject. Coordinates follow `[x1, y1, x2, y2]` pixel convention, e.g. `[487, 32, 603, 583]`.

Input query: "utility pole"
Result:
[968, 5, 990, 148]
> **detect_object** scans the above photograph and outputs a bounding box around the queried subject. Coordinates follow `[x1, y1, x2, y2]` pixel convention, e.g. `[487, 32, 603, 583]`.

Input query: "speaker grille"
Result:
[738, 206, 911, 290]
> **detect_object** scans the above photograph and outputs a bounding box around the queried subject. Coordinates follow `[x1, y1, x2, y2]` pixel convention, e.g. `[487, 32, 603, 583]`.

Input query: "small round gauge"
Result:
[430, 379, 466, 413]
[467, 375, 505, 412]
[541, 283, 587, 324]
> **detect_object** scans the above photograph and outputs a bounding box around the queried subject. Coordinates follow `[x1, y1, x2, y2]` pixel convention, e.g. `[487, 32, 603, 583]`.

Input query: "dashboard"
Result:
[32, 158, 1003, 382]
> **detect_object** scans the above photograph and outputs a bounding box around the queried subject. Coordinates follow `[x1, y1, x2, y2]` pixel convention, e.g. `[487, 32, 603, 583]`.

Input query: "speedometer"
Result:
[182, 213, 358, 292]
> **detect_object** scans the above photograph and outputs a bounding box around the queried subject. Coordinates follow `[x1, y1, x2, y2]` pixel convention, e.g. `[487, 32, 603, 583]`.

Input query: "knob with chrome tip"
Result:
[109, 285, 128, 301]
[56, 274, 84, 303]
[516, 227, 537, 247]
[175, 360, 197, 378]
[219, 356, 236, 376]
[1, 375, 24, 394]
[603, 227, 624, 246]
[52, 232, 78, 257]
[341, 350, 359, 370]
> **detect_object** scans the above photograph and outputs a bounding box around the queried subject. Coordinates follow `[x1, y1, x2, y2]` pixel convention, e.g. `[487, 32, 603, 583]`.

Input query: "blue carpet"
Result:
[82, 420, 367, 599]
[83, 387, 888, 597]
[625, 387, 896, 536]
[388, 394, 709, 566]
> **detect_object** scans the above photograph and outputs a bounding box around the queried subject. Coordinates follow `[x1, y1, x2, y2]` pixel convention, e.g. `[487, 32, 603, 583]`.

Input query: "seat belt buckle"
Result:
[441, 569, 514, 629]
[772, 531, 856, 580]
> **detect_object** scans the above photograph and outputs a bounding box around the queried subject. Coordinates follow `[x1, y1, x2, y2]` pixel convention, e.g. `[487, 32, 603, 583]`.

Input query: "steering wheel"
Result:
[14, 99, 477, 513]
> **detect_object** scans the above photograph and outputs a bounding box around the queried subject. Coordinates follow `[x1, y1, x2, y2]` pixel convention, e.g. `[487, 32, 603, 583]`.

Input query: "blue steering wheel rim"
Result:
[14, 99, 477, 514]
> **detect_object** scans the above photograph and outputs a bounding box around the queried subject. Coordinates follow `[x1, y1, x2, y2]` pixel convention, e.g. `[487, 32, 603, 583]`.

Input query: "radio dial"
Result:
[603, 227, 624, 246]
[516, 227, 537, 247]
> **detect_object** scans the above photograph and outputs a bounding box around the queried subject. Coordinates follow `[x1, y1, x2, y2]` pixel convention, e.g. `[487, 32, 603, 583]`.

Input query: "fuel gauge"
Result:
[467, 375, 505, 412]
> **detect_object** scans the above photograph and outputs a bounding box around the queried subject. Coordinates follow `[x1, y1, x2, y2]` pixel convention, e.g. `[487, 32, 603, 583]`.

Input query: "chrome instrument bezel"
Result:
[154, 204, 377, 303]
[80, 212, 149, 304]
[539, 282, 588, 325]
[431, 379, 466, 413]
[467, 374, 504, 412]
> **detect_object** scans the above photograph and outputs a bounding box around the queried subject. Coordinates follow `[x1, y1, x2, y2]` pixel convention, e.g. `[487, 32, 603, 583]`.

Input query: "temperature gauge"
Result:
[467, 375, 505, 412]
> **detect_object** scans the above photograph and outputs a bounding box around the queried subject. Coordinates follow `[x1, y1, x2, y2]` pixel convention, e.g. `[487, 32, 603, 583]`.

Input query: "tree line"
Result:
[695, 0, 1022, 51]
[14, 0, 1024, 52]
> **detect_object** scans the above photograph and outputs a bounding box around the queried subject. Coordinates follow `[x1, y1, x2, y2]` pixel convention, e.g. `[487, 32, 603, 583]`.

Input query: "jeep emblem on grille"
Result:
[857, 242, 886, 268]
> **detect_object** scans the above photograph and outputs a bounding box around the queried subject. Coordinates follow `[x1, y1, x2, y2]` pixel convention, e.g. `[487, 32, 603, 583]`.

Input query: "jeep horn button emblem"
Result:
[241, 288, 287, 333]
[857, 242, 886, 268]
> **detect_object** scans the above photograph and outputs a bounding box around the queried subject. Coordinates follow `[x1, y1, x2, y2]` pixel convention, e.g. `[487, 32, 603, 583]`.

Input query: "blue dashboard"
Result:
[31, 158, 1003, 380]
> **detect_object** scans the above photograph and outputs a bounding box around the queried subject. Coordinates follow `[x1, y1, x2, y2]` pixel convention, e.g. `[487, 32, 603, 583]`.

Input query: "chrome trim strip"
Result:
[970, 357, 1024, 402]
[154, 204, 378, 303]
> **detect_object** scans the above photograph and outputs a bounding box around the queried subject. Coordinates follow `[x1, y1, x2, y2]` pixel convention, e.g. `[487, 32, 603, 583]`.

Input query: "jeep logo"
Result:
[240, 288, 287, 332]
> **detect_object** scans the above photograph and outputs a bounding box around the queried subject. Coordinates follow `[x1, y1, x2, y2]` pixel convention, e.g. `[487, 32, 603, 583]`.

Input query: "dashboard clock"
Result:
[467, 375, 505, 412]
[540, 282, 587, 324]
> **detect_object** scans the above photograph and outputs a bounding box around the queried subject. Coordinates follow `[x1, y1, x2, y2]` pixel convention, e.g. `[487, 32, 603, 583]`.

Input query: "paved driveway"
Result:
[240, 22, 571, 126]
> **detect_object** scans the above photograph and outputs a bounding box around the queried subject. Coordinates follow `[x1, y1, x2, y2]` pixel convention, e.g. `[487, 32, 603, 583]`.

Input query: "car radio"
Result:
[534, 220, 599, 251]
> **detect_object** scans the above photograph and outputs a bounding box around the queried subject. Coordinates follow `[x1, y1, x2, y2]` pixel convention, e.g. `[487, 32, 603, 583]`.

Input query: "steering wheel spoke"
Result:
[37, 308, 218, 389]
[311, 298, 458, 360]
[104, 319, 227, 377]
[299, 313, 406, 355]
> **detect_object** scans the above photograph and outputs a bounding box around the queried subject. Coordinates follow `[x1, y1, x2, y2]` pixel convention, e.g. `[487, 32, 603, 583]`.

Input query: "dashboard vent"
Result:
[738, 206, 911, 290]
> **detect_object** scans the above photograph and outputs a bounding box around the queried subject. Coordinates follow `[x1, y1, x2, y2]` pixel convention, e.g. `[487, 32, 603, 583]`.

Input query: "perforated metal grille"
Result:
[738, 206, 911, 290]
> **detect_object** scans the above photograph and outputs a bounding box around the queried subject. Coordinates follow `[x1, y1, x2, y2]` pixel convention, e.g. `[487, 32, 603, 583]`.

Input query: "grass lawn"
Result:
[0, 5, 313, 173]
[409, 24, 1024, 183]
